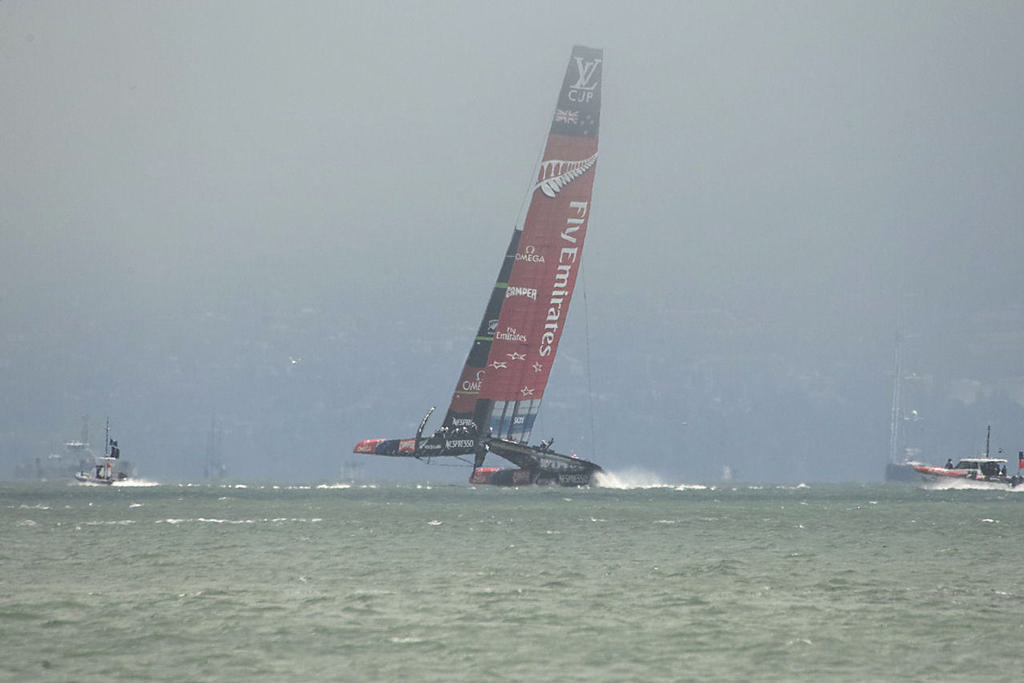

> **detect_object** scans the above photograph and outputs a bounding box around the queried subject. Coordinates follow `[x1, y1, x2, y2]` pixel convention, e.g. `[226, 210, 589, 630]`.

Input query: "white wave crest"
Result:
[922, 479, 1024, 492]
[593, 468, 668, 489]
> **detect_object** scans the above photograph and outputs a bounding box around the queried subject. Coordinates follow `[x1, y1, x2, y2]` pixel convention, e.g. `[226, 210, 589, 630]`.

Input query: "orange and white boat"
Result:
[913, 427, 1023, 488]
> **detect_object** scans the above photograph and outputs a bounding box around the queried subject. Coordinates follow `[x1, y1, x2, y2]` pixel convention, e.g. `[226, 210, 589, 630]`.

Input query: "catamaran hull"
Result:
[470, 467, 598, 487]
[354, 438, 417, 456]
[470, 467, 533, 486]
[354, 436, 602, 486]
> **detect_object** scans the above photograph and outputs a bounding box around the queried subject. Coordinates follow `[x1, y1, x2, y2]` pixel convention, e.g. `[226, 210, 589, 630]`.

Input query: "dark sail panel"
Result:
[443, 231, 520, 430]
[462, 46, 603, 443]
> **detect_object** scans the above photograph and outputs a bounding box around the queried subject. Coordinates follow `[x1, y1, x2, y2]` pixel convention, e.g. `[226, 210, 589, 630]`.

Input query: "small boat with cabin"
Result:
[913, 427, 1023, 488]
[74, 420, 134, 485]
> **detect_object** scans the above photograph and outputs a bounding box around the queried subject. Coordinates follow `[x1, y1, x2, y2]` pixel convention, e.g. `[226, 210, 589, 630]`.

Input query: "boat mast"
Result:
[986, 425, 991, 458]
[888, 333, 902, 465]
[887, 269, 908, 467]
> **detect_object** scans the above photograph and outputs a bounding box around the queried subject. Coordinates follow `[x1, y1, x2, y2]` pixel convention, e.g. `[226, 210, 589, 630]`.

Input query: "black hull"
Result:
[885, 463, 918, 483]
[535, 469, 596, 487]
[481, 438, 603, 486]
[471, 466, 599, 487]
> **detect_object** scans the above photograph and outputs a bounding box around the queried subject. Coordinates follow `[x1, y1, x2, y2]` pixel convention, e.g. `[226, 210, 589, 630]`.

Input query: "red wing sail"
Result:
[443, 46, 602, 444]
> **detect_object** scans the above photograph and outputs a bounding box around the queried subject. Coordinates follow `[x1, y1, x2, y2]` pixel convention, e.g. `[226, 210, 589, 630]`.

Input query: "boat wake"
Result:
[921, 479, 1024, 492]
[594, 468, 670, 489]
[111, 479, 160, 487]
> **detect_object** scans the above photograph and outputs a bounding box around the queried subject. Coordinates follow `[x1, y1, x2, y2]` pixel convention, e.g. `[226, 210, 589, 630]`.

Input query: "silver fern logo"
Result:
[533, 153, 598, 198]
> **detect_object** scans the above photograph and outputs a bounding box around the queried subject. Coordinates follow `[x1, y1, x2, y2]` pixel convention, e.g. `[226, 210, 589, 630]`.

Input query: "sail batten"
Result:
[442, 46, 602, 445]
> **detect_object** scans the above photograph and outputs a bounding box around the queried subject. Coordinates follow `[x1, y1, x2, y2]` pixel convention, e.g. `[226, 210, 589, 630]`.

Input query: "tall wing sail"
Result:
[443, 46, 602, 444]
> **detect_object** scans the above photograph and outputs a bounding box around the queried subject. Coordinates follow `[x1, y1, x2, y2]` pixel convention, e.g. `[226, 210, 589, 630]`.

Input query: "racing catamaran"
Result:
[354, 46, 605, 486]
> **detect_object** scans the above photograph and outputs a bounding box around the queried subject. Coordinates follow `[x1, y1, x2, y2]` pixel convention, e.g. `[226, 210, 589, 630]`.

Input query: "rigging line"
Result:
[581, 264, 597, 460]
[514, 125, 551, 229]
[514, 56, 565, 229]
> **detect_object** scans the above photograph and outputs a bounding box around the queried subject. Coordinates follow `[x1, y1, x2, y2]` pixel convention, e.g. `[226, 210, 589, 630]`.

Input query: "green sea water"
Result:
[3, 480, 1023, 682]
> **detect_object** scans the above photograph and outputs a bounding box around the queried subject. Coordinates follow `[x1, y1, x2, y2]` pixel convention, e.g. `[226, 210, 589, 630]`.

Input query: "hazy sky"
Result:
[3, 2, 1023, 482]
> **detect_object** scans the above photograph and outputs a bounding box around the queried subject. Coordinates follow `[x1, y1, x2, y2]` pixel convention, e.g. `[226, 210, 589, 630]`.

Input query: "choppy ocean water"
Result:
[3, 477, 1024, 682]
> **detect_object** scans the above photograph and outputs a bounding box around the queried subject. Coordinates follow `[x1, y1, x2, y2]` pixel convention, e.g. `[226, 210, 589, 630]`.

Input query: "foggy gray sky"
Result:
[3, 2, 1024, 483]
